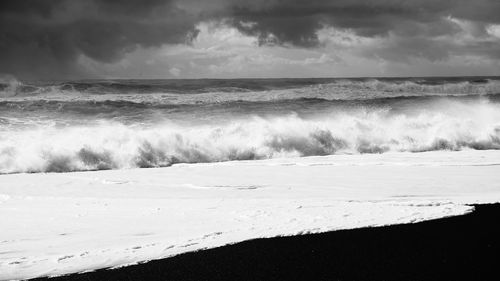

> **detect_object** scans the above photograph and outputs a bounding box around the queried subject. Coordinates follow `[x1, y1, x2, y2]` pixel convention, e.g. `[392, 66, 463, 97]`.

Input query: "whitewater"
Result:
[2, 77, 500, 280]
[1, 77, 500, 174]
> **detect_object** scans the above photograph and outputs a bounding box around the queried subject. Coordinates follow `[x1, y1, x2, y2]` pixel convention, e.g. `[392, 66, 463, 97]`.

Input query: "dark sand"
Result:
[34, 204, 500, 281]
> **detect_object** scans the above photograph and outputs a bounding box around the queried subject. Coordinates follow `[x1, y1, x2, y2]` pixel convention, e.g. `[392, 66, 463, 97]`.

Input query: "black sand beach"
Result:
[33, 203, 500, 281]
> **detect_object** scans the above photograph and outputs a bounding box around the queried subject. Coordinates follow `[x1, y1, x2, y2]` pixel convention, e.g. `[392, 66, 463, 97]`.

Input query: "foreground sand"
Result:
[33, 203, 500, 281]
[2, 150, 500, 280]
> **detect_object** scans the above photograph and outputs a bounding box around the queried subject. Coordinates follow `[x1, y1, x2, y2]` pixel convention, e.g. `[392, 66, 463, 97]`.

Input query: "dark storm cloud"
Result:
[220, 0, 445, 46]
[1, 0, 499, 79]
[0, 0, 199, 79]
[223, 0, 498, 45]
[221, 0, 500, 63]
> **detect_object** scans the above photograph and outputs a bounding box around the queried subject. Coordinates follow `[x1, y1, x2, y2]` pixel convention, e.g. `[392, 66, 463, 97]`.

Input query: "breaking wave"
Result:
[2, 76, 500, 174]
[2, 77, 500, 102]
[1, 98, 500, 174]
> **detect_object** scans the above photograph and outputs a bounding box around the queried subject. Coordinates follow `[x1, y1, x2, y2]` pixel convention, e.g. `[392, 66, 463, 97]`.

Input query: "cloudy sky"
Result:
[1, 0, 500, 80]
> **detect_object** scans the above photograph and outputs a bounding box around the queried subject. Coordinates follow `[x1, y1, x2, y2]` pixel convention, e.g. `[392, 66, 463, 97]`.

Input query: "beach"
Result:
[32, 203, 500, 281]
[2, 0, 500, 279]
[2, 150, 500, 280]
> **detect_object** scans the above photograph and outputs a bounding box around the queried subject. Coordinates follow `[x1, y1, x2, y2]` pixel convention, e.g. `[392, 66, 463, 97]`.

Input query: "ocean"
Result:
[1, 76, 500, 174]
[3, 77, 500, 280]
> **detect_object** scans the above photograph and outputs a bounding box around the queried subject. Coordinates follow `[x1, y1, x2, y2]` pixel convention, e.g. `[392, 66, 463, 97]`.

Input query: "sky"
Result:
[1, 0, 500, 80]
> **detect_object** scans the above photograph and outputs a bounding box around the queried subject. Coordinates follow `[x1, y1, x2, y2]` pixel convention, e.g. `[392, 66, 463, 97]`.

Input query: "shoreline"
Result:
[32, 203, 500, 281]
[2, 151, 500, 280]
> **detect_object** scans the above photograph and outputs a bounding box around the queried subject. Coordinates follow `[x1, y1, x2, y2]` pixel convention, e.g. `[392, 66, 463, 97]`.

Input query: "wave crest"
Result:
[2, 100, 500, 174]
[2, 78, 500, 104]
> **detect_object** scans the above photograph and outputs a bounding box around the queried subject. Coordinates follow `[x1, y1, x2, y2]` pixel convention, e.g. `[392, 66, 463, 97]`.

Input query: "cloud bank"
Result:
[1, 0, 499, 79]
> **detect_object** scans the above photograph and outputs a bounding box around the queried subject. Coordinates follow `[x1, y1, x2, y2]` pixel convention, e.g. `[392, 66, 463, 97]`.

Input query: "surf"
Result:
[1, 97, 500, 174]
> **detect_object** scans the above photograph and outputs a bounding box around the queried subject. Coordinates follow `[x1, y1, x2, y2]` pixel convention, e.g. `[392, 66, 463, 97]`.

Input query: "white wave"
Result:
[1, 78, 499, 105]
[331, 79, 499, 94]
[1, 98, 499, 174]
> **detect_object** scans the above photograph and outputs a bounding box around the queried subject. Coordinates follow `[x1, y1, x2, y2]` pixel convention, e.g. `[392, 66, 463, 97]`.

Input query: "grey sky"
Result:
[1, 0, 499, 79]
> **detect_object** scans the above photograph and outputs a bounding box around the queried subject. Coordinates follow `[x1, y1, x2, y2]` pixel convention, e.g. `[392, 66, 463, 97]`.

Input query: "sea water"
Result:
[1, 76, 500, 174]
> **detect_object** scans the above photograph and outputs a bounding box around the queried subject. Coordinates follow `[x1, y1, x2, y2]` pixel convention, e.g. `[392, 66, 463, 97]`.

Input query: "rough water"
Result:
[1, 76, 500, 174]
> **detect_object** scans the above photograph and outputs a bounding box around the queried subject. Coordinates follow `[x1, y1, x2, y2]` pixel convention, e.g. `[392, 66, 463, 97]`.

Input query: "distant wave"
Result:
[1, 98, 500, 174]
[1, 91, 500, 117]
[2, 77, 500, 99]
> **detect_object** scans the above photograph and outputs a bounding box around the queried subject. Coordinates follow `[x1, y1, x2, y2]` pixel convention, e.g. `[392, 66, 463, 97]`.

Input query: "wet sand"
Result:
[33, 203, 500, 281]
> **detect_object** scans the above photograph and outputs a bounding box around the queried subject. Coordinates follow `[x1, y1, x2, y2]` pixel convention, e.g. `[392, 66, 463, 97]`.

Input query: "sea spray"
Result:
[1, 98, 500, 174]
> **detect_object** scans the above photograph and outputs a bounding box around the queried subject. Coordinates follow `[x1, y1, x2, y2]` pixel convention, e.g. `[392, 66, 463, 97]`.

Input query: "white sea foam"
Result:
[1, 98, 499, 174]
[1, 150, 500, 280]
